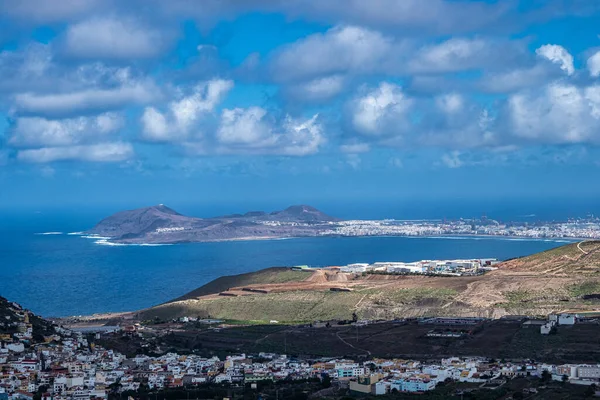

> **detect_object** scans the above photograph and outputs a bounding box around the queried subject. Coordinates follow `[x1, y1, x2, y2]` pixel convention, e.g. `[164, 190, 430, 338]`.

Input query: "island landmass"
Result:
[85, 204, 600, 245]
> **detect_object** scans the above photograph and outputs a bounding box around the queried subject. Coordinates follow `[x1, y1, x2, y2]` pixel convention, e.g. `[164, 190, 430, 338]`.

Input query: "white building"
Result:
[391, 378, 436, 393]
[558, 314, 576, 325]
[340, 263, 370, 273]
[5, 343, 25, 353]
[577, 365, 600, 379]
[541, 321, 556, 335]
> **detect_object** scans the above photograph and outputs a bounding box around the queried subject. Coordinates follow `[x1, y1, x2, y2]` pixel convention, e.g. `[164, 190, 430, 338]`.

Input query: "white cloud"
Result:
[344, 83, 500, 150]
[140, 108, 169, 142]
[350, 82, 412, 136]
[389, 157, 403, 168]
[277, 0, 516, 34]
[435, 93, 464, 114]
[0, 0, 103, 23]
[408, 38, 526, 74]
[211, 107, 324, 156]
[13, 83, 157, 117]
[588, 50, 600, 77]
[140, 78, 325, 156]
[171, 80, 233, 130]
[345, 154, 361, 170]
[271, 26, 525, 83]
[217, 107, 271, 146]
[420, 95, 497, 149]
[0, 48, 160, 117]
[508, 83, 600, 144]
[478, 64, 560, 93]
[340, 142, 370, 153]
[535, 44, 575, 75]
[96, 113, 123, 132]
[0, 44, 54, 94]
[9, 113, 124, 148]
[140, 79, 233, 142]
[270, 25, 396, 82]
[64, 17, 165, 59]
[409, 38, 486, 73]
[441, 151, 464, 168]
[343, 76, 600, 151]
[17, 142, 134, 163]
[285, 75, 345, 102]
[0, 0, 524, 35]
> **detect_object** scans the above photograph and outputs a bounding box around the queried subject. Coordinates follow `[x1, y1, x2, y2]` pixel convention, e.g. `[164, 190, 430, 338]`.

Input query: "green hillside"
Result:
[139, 242, 600, 324]
[171, 267, 311, 302]
[141, 286, 459, 323]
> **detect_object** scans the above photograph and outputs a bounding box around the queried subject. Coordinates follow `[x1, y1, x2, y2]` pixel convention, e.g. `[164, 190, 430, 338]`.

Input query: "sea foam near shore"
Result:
[94, 239, 171, 247]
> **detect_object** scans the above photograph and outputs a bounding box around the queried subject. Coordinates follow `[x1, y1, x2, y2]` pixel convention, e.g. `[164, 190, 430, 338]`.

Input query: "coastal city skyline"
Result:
[2, 1, 600, 207]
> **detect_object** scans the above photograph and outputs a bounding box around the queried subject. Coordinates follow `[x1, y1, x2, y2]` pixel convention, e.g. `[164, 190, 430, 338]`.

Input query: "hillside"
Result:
[172, 267, 313, 301]
[87, 204, 338, 244]
[498, 240, 600, 275]
[138, 241, 600, 323]
[0, 296, 55, 341]
[88, 204, 196, 238]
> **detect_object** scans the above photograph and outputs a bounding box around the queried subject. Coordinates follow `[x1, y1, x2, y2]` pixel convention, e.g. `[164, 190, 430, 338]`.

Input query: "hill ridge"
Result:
[138, 242, 600, 323]
[87, 204, 338, 244]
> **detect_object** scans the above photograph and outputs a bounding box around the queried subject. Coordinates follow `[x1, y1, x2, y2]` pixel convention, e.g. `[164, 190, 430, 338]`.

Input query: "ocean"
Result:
[0, 232, 568, 317]
[0, 207, 573, 317]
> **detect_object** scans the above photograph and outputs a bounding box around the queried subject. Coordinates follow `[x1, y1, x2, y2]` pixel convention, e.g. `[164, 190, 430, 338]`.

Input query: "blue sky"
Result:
[1, 0, 600, 212]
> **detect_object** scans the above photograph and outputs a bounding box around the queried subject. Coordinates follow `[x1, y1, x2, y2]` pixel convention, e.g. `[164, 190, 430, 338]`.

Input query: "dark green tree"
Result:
[541, 370, 551, 382]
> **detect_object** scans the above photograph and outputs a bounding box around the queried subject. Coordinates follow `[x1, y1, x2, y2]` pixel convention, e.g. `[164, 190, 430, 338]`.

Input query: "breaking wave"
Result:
[94, 239, 171, 247]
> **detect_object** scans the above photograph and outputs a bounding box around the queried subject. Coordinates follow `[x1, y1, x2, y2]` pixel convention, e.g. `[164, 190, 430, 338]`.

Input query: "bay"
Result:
[0, 218, 567, 316]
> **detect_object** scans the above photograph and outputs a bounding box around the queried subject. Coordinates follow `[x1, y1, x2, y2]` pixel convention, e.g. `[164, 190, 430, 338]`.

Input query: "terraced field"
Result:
[138, 242, 600, 323]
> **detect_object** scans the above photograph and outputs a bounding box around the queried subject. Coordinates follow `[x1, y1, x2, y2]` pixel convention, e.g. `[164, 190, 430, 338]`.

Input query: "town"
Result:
[3, 299, 600, 400]
[336, 258, 500, 276]
[316, 216, 600, 240]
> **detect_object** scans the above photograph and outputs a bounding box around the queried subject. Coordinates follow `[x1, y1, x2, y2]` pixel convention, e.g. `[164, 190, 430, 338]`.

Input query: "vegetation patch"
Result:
[172, 267, 310, 301]
[367, 288, 457, 306]
[159, 291, 363, 323]
[569, 281, 600, 297]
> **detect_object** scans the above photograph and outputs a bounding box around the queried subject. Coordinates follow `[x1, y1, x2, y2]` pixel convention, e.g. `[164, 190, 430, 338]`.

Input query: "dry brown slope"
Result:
[141, 242, 600, 322]
[498, 240, 600, 275]
[171, 267, 314, 302]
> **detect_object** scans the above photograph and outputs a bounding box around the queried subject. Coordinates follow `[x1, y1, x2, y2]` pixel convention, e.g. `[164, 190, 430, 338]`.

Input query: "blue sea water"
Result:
[0, 208, 572, 317]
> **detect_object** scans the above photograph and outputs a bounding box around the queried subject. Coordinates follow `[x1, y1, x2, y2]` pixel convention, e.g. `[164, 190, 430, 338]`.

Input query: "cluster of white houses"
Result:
[339, 258, 499, 276]
[6, 333, 600, 400]
[4, 310, 600, 400]
[4, 300, 600, 398]
[538, 312, 596, 335]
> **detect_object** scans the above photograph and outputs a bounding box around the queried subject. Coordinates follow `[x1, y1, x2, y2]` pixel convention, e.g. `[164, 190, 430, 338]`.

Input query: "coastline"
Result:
[90, 232, 580, 246]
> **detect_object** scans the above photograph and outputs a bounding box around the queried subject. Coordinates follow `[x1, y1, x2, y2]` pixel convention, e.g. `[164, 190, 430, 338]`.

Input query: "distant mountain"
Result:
[88, 204, 198, 238]
[269, 205, 339, 222]
[87, 204, 339, 244]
